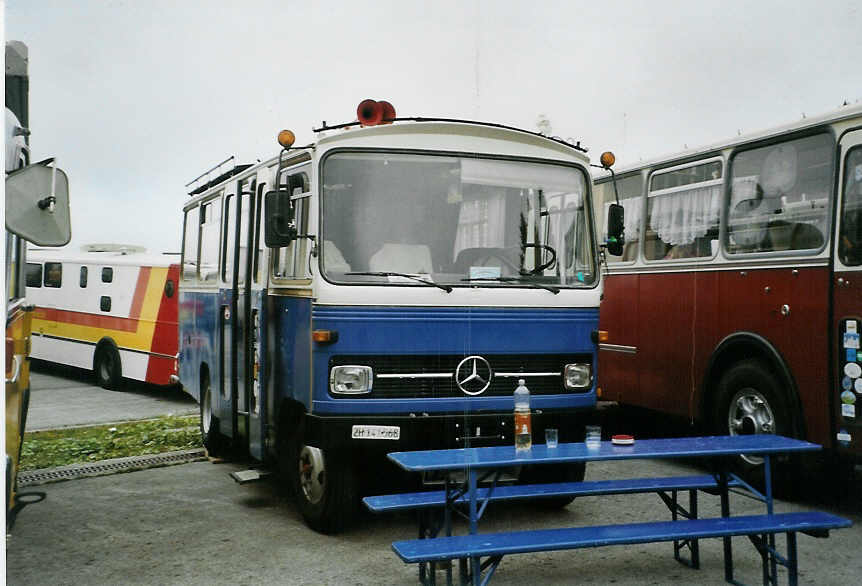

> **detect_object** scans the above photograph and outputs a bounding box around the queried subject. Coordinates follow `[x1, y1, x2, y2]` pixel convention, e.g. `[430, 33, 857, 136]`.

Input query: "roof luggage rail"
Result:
[185, 155, 252, 196]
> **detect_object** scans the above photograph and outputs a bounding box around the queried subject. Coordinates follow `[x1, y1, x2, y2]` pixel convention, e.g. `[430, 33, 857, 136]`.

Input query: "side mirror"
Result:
[5, 161, 71, 246]
[264, 190, 297, 246]
[606, 203, 625, 256]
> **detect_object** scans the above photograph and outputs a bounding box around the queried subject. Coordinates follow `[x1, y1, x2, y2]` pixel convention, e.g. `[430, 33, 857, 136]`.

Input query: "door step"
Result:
[230, 468, 272, 484]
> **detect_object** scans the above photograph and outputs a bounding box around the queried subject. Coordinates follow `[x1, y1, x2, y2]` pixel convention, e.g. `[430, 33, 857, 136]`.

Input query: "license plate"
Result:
[351, 425, 401, 440]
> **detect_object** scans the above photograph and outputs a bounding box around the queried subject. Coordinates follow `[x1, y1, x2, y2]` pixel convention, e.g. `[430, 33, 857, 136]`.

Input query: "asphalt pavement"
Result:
[6, 455, 862, 585]
[10, 362, 862, 584]
[27, 361, 198, 430]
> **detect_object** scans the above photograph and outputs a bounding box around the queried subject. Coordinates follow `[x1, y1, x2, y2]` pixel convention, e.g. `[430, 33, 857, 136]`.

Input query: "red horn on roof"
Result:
[357, 99, 384, 126]
[379, 101, 396, 124]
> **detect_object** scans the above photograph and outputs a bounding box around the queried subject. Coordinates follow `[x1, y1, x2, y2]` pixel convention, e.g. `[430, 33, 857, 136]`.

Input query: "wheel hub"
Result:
[727, 388, 775, 465]
[298, 445, 325, 504]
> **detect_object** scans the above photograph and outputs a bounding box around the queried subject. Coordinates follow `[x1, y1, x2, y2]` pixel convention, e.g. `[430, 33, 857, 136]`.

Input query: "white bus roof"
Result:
[596, 102, 862, 179]
[184, 119, 591, 208]
[28, 245, 179, 268]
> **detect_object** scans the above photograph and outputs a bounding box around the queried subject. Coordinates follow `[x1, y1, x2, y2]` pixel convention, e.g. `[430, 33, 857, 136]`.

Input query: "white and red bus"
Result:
[594, 104, 862, 470]
[25, 245, 180, 389]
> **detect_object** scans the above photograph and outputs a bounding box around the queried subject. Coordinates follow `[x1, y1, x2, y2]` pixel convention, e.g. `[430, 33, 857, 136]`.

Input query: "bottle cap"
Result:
[518, 378, 525, 386]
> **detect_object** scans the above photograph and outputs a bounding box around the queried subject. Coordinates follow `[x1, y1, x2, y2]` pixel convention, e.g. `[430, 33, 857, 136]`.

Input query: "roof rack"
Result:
[312, 117, 588, 153]
[186, 155, 253, 196]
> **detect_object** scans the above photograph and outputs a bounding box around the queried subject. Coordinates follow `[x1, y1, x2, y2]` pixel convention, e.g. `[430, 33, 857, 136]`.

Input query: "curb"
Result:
[18, 448, 207, 487]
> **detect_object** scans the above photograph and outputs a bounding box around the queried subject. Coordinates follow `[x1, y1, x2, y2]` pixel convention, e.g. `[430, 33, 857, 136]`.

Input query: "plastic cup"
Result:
[545, 428, 558, 448]
[585, 425, 601, 449]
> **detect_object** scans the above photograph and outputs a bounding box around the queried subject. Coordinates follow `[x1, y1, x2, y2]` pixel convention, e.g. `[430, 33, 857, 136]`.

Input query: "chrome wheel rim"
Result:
[727, 388, 775, 465]
[201, 387, 212, 435]
[298, 445, 325, 504]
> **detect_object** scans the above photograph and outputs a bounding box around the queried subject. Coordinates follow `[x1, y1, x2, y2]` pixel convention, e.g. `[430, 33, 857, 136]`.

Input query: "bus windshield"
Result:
[321, 152, 594, 288]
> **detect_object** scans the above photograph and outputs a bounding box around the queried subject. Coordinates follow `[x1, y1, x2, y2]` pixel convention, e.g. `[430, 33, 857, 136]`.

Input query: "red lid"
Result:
[611, 434, 635, 445]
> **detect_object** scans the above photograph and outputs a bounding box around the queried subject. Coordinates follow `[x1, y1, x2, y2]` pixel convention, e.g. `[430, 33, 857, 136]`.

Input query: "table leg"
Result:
[690, 488, 700, 569]
[469, 468, 480, 586]
[764, 454, 777, 585]
[719, 469, 734, 583]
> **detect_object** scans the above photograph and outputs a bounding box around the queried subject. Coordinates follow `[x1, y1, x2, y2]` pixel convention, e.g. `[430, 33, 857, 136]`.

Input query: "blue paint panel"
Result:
[266, 295, 313, 411]
[178, 290, 221, 421]
[311, 306, 598, 415]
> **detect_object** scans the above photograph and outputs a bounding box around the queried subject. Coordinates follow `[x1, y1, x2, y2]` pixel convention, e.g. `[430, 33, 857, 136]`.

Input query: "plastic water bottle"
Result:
[514, 379, 532, 452]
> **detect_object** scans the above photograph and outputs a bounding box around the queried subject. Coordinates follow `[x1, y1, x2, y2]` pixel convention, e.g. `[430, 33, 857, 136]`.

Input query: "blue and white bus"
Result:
[178, 100, 616, 533]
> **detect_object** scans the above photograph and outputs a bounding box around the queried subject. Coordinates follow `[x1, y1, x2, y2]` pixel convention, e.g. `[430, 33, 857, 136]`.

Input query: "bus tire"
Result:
[94, 343, 122, 390]
[200, 376, 227, 458]
[289, 422, 357, 534]
[713, 359, 795, 482]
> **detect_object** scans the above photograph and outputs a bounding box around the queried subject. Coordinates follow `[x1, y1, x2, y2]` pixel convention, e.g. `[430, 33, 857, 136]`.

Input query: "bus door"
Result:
[6, 234, 32, 512]
[834, 129, 862, 450]
[221, 179, 264, 458]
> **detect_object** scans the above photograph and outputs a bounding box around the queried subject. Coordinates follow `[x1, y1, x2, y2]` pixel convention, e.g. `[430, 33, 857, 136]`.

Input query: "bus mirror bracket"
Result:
[264, 189, 297, 247]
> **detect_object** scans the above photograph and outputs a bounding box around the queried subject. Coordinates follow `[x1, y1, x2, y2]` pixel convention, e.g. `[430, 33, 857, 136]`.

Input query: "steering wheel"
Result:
[522, 243, 557, 274]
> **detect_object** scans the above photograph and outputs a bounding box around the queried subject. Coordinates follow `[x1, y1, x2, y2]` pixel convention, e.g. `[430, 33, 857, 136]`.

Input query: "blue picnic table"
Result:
[379, 435, 848, 586]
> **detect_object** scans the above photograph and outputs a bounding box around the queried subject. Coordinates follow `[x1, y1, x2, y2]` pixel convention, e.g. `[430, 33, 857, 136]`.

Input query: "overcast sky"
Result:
[5, 0, 861, 253]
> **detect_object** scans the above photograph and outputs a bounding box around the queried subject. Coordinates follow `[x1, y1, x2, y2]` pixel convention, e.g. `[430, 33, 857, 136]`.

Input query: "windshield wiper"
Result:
[346, 271, 453, 293]
[461, 276, 560, 294]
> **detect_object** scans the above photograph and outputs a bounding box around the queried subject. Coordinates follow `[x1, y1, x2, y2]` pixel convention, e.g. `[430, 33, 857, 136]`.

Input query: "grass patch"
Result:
[20, 414, 202, 471]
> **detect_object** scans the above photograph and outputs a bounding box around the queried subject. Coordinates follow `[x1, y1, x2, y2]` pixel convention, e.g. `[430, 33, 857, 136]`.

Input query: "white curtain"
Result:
[453, 193, 506, 258]
[648, 185, 721, 246]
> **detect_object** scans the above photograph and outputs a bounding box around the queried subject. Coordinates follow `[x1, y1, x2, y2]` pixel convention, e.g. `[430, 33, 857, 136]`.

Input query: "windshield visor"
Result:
[321, 152, 595, 288]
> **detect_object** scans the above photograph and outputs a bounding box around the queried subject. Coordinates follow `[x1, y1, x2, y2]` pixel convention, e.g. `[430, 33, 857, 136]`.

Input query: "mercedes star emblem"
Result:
[455, 355, 493, 396]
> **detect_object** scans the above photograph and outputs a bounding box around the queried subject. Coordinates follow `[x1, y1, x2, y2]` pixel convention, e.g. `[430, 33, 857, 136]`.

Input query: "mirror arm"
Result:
[590, 164, 621, 205]
[297, 234, 317, 257]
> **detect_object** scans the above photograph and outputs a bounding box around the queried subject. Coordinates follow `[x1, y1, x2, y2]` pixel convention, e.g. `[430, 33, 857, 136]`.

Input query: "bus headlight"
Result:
[330, 366, 373, 394]
[564, 363, 592, 389]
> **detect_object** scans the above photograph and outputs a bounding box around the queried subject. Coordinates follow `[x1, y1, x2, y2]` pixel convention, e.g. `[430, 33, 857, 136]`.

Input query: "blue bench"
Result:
[365, 474, 745, 579]
[363, 474, 743, 512]
[392, 511, 851, 586]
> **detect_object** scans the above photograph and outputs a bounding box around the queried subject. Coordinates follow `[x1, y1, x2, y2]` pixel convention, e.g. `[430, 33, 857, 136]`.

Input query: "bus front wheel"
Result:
[713, 359, 796, 481]
[289, 423, 357, 534]
[94, 343, 122, 390]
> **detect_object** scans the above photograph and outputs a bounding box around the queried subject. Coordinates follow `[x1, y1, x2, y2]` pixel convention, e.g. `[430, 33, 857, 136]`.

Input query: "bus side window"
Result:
[100, 296, 111, 312]
[181, 206, 200, 281]
[595, 174, 643, 263]
[727, 134, 832, 255]
[80, 266, 88, 288]
[273, 170, 310, 280]
[199, 198, 221, 282]
[25, 263, 42, 288]
[102, 267, 113, 283]
[44, 262, 62, 288]
[646, 159, 722, 261]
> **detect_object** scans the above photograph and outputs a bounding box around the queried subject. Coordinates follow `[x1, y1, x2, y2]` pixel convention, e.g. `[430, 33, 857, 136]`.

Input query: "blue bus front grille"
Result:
[329, 354, 589, 399]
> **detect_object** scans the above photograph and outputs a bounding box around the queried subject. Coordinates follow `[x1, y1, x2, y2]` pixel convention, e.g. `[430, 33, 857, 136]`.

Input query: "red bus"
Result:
[594, 104, 862, 472]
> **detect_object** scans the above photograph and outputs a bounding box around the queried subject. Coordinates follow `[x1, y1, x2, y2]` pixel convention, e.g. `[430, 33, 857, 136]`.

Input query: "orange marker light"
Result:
[599, 151, 615, 169]
[597, 330, 609, 343]
[277, 129, 296, 148]
[312, 330, 339, 344]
